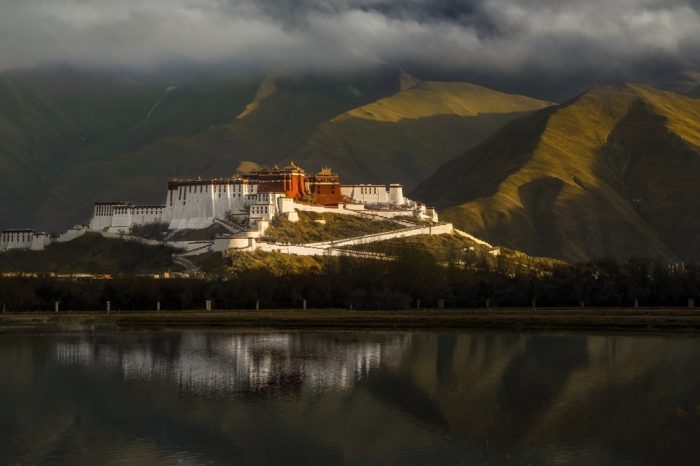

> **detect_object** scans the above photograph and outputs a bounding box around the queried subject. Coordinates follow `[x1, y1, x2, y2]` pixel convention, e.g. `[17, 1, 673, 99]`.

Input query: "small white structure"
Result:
[90, 202, 167, 233]
[1, 229, 34, 251]
[57, 225, 89, 243]
[1, 229, 53, 252]
[340, 183, 405, 206]
[30, 232, 52, 251]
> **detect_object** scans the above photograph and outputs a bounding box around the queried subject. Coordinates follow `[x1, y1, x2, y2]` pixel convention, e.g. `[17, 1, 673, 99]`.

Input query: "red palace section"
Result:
[246, 163, 344, 206]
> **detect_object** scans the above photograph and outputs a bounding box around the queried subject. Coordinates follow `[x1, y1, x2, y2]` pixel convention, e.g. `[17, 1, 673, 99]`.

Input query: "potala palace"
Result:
[0, 164, 449, 256]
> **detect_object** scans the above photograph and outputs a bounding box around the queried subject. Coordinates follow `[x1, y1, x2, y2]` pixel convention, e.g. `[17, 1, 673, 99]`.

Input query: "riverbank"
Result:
[2, 308, 700, 332]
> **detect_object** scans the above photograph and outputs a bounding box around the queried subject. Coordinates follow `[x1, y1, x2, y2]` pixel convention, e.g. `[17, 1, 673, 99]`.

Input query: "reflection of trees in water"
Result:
[55, 331, 412, 393]
[4, 331, 700, 465]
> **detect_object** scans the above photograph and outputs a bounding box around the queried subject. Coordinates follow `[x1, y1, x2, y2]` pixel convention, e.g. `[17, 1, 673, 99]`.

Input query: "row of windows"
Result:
[1, 233, 32, 241]
[177, 186, 253, 201]
[177, 184, 253, 194]
[95, 205, 115, 216]
[133, 210, 162, 215]
[360, 187, 378, 194]
[251, 206, 269, 214]
[110, 209, 162, 215]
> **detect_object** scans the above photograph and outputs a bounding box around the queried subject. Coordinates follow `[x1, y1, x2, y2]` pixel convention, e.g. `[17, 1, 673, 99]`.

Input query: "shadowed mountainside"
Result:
[413, 84, 700, 262]
[0, 66, 264, 230]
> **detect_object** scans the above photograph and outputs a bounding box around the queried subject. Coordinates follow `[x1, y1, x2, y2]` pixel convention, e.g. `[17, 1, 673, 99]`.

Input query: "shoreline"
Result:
[2, 308, 700, 333]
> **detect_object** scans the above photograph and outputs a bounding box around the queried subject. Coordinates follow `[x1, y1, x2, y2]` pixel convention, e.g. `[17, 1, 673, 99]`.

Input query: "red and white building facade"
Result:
[86, 163, 436, 234]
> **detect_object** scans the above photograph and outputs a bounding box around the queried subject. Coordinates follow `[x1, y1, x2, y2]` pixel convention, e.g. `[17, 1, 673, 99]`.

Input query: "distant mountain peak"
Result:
[335, 81, 551, 123]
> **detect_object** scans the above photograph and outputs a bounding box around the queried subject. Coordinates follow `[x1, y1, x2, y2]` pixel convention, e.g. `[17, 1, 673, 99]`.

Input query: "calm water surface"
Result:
[1, 329, 699, 465]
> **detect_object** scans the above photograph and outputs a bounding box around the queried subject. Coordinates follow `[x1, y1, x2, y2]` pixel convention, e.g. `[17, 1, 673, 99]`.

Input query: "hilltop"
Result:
[413, 84, 700, 262]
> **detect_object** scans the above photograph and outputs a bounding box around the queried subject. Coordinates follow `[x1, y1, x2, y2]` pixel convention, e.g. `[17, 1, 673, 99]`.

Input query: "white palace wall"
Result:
[340, 184, 405, 206]
[166, 181, 257, 230]
[0, 230, 33, 251]
[86, 174, 435, 238]
[90, 203, 168, 233]
[0, 230, 53, 252]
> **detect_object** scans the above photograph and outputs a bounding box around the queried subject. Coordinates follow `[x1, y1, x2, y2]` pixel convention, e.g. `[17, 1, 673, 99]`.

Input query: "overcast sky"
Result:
[1, 0, 699, 98]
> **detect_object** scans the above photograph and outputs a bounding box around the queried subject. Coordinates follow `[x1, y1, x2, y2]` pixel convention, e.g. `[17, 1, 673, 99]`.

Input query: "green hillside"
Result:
[413, 84, 700, 262]
[290, 81, 550, 188]
[262, 210, 404, 244]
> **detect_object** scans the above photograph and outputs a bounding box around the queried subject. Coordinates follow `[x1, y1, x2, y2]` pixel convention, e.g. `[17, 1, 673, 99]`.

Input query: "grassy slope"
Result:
[262, 210, 404, 244]
[191, 226, 561, 278]
[345, 233, 562, 273]
[0, 233, 179, 274]
[290, 81, 551, 189]
[414, 84, 700, 262]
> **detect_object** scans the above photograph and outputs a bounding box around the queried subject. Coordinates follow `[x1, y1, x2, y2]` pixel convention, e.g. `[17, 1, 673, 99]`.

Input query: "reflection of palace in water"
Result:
[55, 331, 412, 393]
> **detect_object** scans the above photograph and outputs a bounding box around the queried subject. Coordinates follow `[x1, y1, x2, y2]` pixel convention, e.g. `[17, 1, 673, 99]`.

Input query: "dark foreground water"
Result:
[1, 330, 700, 466]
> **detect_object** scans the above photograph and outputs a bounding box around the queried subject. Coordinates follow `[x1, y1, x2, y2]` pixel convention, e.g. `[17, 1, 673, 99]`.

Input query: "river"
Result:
[1, 329, 698, 465]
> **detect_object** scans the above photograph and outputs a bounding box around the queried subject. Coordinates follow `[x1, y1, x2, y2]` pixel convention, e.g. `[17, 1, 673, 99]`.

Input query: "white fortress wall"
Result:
[90, 203, 124, 230]
[30, 232, 51, 251]
[167, 180, 257, 230]
[168, 184, 214, 229]
[57, 225, 89, 243]
[305, 223, 454, 249]
[388, 184, 405, 205]
[0, 230, 33, 251]
[341, 184, 388, 204]
[341, 184, 405, 206]
[108, 205, 133, 233]
[91, 203, 167, 233]
[130, 206, 166, 226]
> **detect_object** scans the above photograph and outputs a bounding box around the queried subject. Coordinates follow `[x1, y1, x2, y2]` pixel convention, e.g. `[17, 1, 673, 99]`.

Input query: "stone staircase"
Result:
[213, 217, 245, 234]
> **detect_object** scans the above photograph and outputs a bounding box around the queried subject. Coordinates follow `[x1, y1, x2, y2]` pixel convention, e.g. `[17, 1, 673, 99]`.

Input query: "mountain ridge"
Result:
[413, 83, 700, 262]
[289, 80, 550, 189]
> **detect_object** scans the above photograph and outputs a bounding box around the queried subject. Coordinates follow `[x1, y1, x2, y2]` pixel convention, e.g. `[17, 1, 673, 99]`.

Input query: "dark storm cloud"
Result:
[0, 0, 698, 95]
